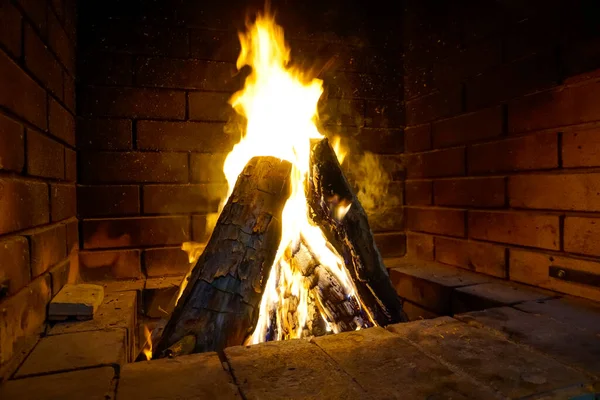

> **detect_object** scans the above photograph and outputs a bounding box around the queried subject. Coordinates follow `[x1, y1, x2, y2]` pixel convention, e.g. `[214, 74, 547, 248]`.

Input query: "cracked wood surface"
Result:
[153, 156, 292, 357]
[307, 138, 408, 326]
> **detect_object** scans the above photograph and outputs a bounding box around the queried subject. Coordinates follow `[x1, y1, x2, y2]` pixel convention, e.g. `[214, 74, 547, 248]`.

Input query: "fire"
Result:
[219, 12, 374, 344]
[142, 324, 153, 360]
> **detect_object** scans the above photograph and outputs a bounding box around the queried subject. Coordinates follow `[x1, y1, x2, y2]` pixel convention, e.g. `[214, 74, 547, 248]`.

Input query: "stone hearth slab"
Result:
[388, 317, 591, 398]
[48, 283, 104, 320]
[452, 282, 557, 313]
[313, 326, 495, 399]
[15, 328, 127, 377]
[386, 259, 493, 314]
[48, 291, 137, 361]
[455, 306, 600, 375]
[514, 297, 600, 333]
[117, 352, 240, 399]
[225, 339, 368, 399]
[0, 367, 116, 400]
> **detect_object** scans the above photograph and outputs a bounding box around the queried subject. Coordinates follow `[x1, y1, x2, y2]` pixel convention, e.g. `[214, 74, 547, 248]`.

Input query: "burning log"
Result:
[307, 138, 408, 326]
[152, 156, 291, 358]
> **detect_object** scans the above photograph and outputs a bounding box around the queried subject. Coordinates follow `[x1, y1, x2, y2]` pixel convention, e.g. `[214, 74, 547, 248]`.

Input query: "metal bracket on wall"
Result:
[549, 266, 600, 288]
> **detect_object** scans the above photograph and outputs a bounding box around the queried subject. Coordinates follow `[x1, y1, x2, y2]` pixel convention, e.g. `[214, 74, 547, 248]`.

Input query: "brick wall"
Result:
[402, 0, 600, 301]
[76, 0, 405, 281]
[0, 0, 77, 374]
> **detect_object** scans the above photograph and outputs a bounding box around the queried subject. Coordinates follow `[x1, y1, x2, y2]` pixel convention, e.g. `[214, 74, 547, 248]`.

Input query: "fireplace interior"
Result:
[1, 0, 600, 398]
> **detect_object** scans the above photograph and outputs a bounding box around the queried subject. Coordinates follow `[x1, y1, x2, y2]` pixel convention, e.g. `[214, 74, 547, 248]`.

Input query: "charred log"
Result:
[307, 138, 408, 326]
[152, 156, 292, 358]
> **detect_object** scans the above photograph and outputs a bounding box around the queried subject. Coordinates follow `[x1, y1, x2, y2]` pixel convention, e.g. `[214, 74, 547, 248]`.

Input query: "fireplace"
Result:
[1, 0, 600, 398]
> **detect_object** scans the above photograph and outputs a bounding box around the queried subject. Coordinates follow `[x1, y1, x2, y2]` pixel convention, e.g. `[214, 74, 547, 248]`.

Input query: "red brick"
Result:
[0, 236, 30, 296]
[17, 0, 47, 36]
[434, 177, 505, 207]
[509, 81, 600, 133]
[468, 211, 559, 250]
[65, 147, 76, 182]
[374, 232, 406, 258]
[144, 247, 190, 277]
[509, 173, 600, 211]
[77, 118, 132, 150]
[404, 67, 434, 101]
[0, 2, 22, 58]
[433, 39, 502, 86]
[82, 216, 190, 249]
[79, 52, 132, 86]
[406, 86, 463, 125]
[432, 106, 503, 148]
[365, 100, 404, 128]
[405, 147, 465, 179]
[192, 214, 216, 243]
[77, 185, 140, 217]
[189, 29, 239, 62]
[143, 184, 227, 214]
[80, 87, 186, 119]
[435, 237, 506, 278]
[562, 128, 600, 167]
[564, 217, 600, 257]
[80, 152, 188, 184]
[88, 23, 188, 57]
[0, 274, 51, 365]
[0, 49, 47, 129]
[63, 73, 75, 112]
[510, 249, 600, 302]
[466, 51, 558, 111]
[27, 223, 67, 277]
[188, 92, 233, 122]
[135, 57, 241, 91]
[405, 232, 434, 261]
[190, 153, 227, 183]
[49, 98, 75, 145]
[27, 130, 65, 179]
[367, 207, 404, 233]
[320, 98, 365, 127]
[325, 71, 402, 100]
[468, 133, 558, 174]
[51, 183, 76, 221]
[48, 11, 75, 73]
[65, 219, 78, 254]
[404, 124, 431, 153]
[406, 207, 466, 237]
[0, 178, 49, 235]
[49, 259, 70, 296]
[405, 180, 432, 205]
[354, 128, 404, 155]
[0, 113, 25, 173]
[137, 121, 235, 152]
[79, 249, 142, 280]
[24, 24, 62, 98]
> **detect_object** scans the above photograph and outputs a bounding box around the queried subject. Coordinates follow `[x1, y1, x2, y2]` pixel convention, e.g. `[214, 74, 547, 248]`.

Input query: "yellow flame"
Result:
[219, 12, 373, 344]
[331, 135, 347, 164]
[142, 325, 152, 360]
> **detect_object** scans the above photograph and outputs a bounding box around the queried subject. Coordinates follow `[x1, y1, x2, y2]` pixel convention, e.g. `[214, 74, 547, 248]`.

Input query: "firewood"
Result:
[307, 138, 408, 326]
[152, 156, 292, 357]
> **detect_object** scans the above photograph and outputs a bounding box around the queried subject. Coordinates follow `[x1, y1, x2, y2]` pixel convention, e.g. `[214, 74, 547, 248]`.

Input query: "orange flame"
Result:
[142, 325, 152, 360]
[220, 12, 374, 344]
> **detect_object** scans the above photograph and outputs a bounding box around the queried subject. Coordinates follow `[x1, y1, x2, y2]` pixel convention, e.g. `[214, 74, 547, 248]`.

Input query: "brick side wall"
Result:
[402, 0, 600, 301]
[76, 1, 405, 281]
[0, 0, 76, 373]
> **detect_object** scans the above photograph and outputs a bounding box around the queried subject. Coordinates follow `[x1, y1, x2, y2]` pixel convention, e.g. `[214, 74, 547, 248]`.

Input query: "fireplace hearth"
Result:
[1, 0, 600, 398]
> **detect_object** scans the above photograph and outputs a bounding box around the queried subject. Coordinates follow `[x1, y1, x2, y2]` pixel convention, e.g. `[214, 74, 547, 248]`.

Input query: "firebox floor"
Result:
[1, 264, 600, 399]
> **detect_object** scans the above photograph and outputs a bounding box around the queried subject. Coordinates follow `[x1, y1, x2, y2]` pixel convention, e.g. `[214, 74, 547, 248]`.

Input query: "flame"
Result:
[142, 325, 152, 360]
[330, 135, 347, 164]
[219, 12, 374, 344]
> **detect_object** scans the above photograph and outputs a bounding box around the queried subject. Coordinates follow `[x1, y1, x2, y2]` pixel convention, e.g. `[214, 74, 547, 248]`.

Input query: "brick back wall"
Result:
[76, 0, 405, 281]
[402, 0, 600, 301]
[0, 0, 77, 373]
